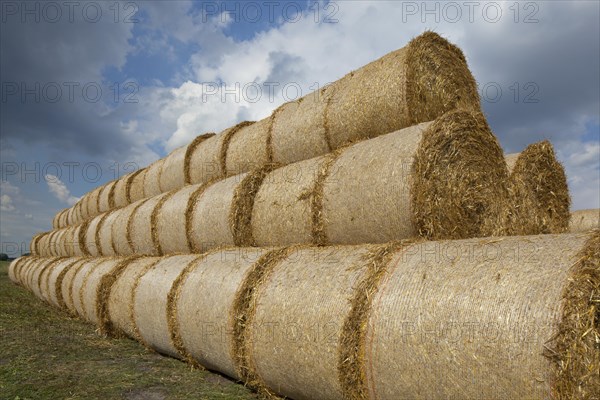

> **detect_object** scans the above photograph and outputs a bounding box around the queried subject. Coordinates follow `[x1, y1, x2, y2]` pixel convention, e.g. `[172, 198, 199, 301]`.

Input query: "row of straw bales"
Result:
[36, 110, 514, 258]
[53, 31, 480, 229]
[9, 231, 600, 399]
[35, 133, 588, 259]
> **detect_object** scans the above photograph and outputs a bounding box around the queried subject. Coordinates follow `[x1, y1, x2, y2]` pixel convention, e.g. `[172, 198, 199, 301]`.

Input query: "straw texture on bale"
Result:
[569, 209, 599, 233]
[133, 255, 199, 357]
[173, 248, 269, 375]
[504, 141, 571, 235]
[364, 232, 599, 399]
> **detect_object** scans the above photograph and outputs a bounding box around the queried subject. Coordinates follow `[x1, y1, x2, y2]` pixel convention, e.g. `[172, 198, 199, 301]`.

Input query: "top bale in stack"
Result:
[52, 31, 481, 229]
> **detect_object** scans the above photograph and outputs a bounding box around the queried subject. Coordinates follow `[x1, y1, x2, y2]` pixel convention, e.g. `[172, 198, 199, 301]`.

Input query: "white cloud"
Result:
[0, 194, 15, 212]
[45, 174, 80, 205]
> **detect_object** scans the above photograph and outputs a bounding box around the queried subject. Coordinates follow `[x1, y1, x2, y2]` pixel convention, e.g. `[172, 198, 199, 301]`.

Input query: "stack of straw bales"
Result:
[52, 31, 480, 229]
[9, 232, 600, 399]
[13, 31, 599, 399]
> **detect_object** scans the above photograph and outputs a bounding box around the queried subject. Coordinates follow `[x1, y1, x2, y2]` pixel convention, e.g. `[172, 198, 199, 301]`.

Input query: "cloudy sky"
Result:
[1, 1, 599, 256]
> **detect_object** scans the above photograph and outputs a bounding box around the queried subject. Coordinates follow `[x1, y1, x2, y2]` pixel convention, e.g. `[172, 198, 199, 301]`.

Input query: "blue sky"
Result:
[1, 1, 599, 256]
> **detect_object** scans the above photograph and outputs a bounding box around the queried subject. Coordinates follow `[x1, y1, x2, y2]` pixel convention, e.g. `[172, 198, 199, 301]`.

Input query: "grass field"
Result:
[0, 260, 257, 400]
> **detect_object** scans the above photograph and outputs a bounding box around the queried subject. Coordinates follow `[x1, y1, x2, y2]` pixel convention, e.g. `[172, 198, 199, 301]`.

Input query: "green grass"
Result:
[0, 260, 257, 400]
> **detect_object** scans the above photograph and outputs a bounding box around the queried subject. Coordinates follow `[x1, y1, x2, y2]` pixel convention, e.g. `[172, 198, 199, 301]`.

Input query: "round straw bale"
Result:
[59, 226, 74, 257]
[155, 185, 199, 254]
[252, 110, 507, 246]
[97, 210, 119, 256]
[8, 256, 28, 284]
[363, 232, 598, 399]
[225, 119, 271, 177]
[34, 232, 49, 257]
[107, 256, 161, 339]
[64, 227, 78, 256]
[78, 258, 121, 324]
[71, 225, 85, 257]
[22, 257, 41, 292]
[143, 159, 165, 198]
[188, 134, 223, 185]
[129, 167, 148, 203]
[82, 215, 103, 257]
[19, 256, 38, 290]
[86, 186, 103, 219]
[49, 230, 65, 257]
[29, 232, 45, 255]
[244, 246, 372, 399]
[112, 172, 131, 208]
[569, 209, 600, 232]
[63, 208, 72, 227]
[252, 157, 322, 246]
[159, 145, 187, 193]
[15, 257, 33, 286]
[43, 231, 59, 257]
[505, 141, 571, 235]
[98, 180, 117, 213]
[69, 258, 106, 319]
[174, 248, 268, 376]
[111, 202, 140, 256]
[60, 258, 92, 315]
[133, 255, 199, 357]
[270, 94, 332, 165]
[37, 257, 68, 303]
[22, 257, 37, 291]
[129, 193, 169, 255]
[53, 209, 65, 229]
[188, 174, 249, 252]
[29, 257, 60, 299]
[46, 258, 84, 308]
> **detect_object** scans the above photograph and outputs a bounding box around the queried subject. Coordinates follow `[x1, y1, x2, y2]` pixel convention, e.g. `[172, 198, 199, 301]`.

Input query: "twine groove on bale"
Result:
[231, 246, 298, 397]
[165, 253, 211, 367]
[94, 255, 144, 336]
[338, 240, 419, 399]
[230, 165, 279, 247]
[183, 133, 216, 185]
[504, 141, 571, 235]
